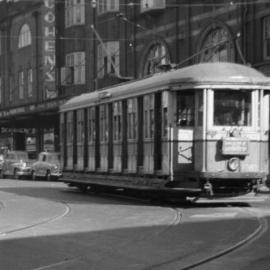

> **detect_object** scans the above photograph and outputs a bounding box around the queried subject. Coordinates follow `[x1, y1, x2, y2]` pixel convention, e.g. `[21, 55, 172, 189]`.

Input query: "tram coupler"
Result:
[204, 180, 214, 197]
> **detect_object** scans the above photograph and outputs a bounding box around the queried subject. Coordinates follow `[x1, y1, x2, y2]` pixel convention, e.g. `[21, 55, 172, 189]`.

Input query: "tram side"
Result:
[59, 63, 270, 199]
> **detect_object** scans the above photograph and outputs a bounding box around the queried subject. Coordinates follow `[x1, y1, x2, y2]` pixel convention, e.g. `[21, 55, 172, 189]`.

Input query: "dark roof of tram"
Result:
[61, 62, 270, 112]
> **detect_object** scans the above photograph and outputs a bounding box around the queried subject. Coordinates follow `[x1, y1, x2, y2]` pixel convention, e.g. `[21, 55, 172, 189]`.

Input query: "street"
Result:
[1, 179, 270, 270]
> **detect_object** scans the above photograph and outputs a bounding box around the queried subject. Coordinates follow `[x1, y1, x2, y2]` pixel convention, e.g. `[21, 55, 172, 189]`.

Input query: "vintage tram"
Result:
[59, 62, 270, 199]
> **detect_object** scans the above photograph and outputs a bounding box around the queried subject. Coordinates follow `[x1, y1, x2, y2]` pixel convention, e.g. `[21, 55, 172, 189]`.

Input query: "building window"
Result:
[199, 26, 233, 62]
[18, 24, 32, 48]
[27, 68, 33, 97]
[263, 16, 270, 59]
[66, 52, 85, 84]
[19, 71, 24, 99]
[0, 31, 2, 55]
[141, 0, 166, 13]
[65, 0, 85, 27]
[9, 76, 13, 102]
[97, 41, 119, 78]
[143, 43, 170, 76]
[98, 0, 119, 14]
[0, 77, 2, 104]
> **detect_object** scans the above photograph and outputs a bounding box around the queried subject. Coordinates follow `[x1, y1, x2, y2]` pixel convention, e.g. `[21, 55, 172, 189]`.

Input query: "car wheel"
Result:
[31, 171, 36, 181]
[46, 170, 51, 181]
[14, 169, 20, 180]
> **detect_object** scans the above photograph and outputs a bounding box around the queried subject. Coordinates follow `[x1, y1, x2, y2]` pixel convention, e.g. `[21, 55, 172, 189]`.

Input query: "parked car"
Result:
[0, 154, 4, 172]
[1, 151, 33, 179]
[31, 152, 62, 181]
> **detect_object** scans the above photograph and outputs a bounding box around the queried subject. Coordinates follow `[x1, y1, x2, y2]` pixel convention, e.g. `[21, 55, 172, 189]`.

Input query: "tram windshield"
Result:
[214, 90, 251, 126]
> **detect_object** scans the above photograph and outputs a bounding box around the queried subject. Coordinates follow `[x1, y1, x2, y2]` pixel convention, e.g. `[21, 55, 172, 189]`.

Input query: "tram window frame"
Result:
[76, 109, 84, 143]
[88, 107, 96, 143]
[176, 91, 195, 127]
[127, 98, 137, 140]
[113, 101, 122, 142]
[162, 91, 169, 138]
[213, 90, 252, 127]
[66, 111, 73, 143]
[100, 104, 109, 143]
[143, 94, 155, 139]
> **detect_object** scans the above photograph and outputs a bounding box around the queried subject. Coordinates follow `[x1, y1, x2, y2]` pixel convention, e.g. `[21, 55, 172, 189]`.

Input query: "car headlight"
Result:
[228, 157, 240, 171]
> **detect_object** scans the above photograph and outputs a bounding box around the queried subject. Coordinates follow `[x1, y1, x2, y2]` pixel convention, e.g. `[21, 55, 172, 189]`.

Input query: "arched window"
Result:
[18, 24, 32, 48]
[143, 43, 170, 76]
[199, 26, 234, 63]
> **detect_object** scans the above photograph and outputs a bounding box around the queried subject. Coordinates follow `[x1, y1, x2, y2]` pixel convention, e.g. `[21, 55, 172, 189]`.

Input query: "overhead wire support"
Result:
[90, 24, 120, 78]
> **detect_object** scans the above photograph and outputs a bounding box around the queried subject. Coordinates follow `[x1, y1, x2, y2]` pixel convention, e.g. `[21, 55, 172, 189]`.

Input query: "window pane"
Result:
[177, 92, 195, 127]
[214, 90, 251, 126]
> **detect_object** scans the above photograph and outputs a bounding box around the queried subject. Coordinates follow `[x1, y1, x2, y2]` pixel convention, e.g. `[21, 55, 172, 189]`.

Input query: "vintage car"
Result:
[31, 152, 62, 180]
[0, 154, 4, 172]
[1, 151, 33, 179]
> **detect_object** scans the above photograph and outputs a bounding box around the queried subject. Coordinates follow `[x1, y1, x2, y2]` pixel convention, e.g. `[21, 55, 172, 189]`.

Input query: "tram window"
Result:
[177, 92, 195, 126]
[77, 110, 84, 143]
[100, 104, 108, 142]
[197, 91, 203, 126]
[127, 98, 137, 140]
[88, 107, 96, 142]
[144, 94, 154, 138]
[67, 112, 73, 143]
[214, 90, 251, 126]
[113, 101, 122, 141]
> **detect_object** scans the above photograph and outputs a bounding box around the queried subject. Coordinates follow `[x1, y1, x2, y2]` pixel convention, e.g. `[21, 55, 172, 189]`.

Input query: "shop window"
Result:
[18, 71, 24, 99]
[0, 77, 2, 104]
[18, 24, 32, 48]
[199, 26, 233, 62]
[65, 0, 85, 27]
[263, 16, 270, 59]
[97, 41, 119, 78]
[143, 43, 170, 76]
[97, 0, 119, 15]
[66, 52, 85, 84]
[27, 68, 33, 97]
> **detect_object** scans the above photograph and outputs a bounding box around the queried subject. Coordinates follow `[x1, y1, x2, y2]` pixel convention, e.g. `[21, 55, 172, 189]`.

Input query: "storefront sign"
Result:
[44, 0, 57, 99]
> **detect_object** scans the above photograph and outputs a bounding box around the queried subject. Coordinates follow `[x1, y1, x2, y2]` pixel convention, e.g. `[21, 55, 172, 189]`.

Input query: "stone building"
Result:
[0, 0, 64, 156]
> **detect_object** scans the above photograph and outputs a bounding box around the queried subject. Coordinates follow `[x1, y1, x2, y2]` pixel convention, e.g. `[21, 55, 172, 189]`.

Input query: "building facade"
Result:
[0, 0, 65, 156]
[1, 0, 270, 155]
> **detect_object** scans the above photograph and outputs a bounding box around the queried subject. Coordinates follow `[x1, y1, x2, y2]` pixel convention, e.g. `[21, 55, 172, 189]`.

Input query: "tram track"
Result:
[148, 206, 269, 270]
[0, 200, 71, 237]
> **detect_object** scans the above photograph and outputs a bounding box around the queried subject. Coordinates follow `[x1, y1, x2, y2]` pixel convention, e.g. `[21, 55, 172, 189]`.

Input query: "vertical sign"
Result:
[44, 0, 57, 99]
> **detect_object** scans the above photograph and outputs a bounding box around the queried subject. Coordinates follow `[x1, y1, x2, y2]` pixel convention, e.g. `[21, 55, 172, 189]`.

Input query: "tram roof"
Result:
[60, 62, 270, 112]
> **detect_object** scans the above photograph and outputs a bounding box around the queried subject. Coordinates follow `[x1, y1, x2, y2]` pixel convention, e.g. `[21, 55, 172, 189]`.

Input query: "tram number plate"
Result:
[222, 138, 249, 155]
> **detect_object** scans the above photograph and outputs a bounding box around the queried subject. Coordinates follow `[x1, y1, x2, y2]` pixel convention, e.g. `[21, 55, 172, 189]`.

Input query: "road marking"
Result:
[190, 212, 238, 219]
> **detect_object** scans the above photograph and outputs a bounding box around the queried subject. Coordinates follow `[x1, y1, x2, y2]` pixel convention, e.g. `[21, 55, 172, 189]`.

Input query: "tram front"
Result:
[199, 87, 269, 195]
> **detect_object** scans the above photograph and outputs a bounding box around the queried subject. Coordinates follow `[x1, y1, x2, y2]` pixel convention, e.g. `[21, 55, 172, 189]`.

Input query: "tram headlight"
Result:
[228, 157, 240, 171]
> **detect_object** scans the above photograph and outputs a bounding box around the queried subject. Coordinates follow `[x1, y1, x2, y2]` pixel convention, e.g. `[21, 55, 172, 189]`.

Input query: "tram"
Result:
[59, 62, 270, 199]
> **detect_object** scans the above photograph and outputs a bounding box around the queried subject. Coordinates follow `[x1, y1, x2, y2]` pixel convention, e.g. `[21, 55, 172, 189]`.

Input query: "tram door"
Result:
[176, 91, 195, 171]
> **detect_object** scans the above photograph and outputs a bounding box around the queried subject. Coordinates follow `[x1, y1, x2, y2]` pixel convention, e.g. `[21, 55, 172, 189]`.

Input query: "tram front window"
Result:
[214, 90, 251, 126]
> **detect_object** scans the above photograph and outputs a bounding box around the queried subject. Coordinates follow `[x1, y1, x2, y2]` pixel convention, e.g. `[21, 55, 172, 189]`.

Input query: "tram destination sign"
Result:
[221, 137, 249, 156]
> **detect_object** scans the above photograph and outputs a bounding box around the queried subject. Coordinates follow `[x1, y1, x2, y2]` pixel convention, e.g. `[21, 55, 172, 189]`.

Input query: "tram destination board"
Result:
[222, 137, 249, 156]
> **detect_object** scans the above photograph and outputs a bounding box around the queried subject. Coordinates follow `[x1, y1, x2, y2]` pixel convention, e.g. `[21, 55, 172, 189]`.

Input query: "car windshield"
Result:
[47, 155, 60, 163]
[16, 153, 28, 160]
[214, 90, 252, 126]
